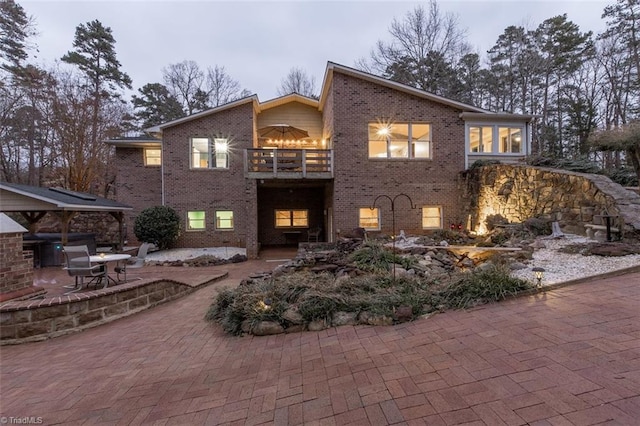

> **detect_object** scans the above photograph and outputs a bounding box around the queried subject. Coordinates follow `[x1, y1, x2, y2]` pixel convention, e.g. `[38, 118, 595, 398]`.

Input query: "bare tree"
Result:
[276, 67, 317, 98]
[206, 65, 250, 106]
[162, 60, 248, 114]
[356, 1, 470, 94]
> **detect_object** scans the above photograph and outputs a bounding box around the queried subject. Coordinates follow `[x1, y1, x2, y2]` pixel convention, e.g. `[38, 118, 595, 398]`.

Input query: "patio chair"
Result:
[114, 242, 151, 282]
[62, 245, 106, 293]
[307, 226, 322, 243]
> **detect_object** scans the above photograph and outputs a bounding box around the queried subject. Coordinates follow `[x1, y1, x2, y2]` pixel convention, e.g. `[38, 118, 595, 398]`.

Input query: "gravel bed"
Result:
[145, 247, 246, 263]
[510, 234, 640, 286]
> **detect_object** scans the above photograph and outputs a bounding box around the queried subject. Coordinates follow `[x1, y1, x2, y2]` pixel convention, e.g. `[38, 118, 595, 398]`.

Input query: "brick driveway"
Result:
[1, 265, 640, 425]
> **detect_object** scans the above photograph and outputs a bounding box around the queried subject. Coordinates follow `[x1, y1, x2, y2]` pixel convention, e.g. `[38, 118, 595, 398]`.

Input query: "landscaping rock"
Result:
[284, 325, 305, 334]
[588, 242, 640, 256]
[509, 262, 528, 270]
[252, 321, 284, 336]
[307, 319, 329, 331]
[394, 305, 413, 323]
[311, 264, 339, 273]
[282, 308, 304, 324]
[332, 311, 357, 326]
[358, 311, 393, 326]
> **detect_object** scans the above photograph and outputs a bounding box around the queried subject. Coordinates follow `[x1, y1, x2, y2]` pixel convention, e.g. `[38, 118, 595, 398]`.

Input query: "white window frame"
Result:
[368, 122, 432, 160]
[187, 210, 206, 231]
[144, 148, 161, 166]
[190, 137, 229, 169]
[421, 206, 443, 230]
[466, 123, 526, 155]
[215, 210, 234, 230]
[359, 207, 380, 231]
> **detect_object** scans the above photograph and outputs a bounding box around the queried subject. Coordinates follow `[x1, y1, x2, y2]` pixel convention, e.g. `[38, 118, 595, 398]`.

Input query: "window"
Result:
[216, 210, 234, 230]
[190, 137, 229, 169]
[368, 123, 431, 159]
[144, 148, 161, 166]
[498, 127, 522, 153]
[422, 206, 443, 229]
[468, 125, 524, 154]
[275, 209, 308, 228]
[469, 127, 493, 153]
[187, 211, 205, 230]
[359, 207, 380, 231]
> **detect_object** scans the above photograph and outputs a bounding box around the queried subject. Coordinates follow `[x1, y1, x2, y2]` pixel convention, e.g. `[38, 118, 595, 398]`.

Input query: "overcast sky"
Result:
[21, 0, 608, 101]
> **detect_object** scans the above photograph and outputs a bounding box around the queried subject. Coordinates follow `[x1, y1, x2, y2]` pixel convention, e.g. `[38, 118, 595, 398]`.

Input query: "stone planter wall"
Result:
[0, 232, 33, 295]
[462, 165, 640, 239]
[0, 279, 196, 344]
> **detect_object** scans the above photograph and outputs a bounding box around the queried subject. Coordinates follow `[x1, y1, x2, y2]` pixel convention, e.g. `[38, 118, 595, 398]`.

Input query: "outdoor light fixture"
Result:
[532, 267, 545, 287]
[257, 298, 272, 312]
[99, 252, 106, 259]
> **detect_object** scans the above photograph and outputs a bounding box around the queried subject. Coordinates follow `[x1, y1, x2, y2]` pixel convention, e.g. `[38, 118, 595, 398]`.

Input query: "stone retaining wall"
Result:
[463, 164, 640, 238]
[0, 277, 215, 345]
[0, 232, 33, 295]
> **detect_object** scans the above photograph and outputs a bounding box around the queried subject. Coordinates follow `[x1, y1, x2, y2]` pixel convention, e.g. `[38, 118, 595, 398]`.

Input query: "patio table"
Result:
[89, 253, 131, 287]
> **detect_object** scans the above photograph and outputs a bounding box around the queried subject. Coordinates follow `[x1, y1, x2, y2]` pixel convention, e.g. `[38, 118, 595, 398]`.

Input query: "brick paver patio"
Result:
[1, 257, 639, 425]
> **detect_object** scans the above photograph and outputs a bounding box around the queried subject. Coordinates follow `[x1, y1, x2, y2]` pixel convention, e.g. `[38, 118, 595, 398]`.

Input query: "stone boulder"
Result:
[252, 321, 284, 336]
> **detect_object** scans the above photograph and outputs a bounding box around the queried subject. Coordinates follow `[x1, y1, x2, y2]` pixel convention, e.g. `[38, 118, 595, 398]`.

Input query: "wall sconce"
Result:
[532, 267, 545, 287]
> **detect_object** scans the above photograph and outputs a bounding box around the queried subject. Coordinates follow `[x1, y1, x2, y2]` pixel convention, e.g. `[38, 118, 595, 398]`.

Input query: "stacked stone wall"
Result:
[463, 164, 640, 239]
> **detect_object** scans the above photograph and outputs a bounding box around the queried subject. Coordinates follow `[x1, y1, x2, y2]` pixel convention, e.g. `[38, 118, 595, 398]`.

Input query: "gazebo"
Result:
[0, 182, 132, 249]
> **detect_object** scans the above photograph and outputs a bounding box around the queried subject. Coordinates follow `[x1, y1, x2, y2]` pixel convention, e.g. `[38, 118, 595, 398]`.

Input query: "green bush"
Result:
[349, 242, 413, 272]
[436, 265, 531, 309]
[133, 206, 180, 250]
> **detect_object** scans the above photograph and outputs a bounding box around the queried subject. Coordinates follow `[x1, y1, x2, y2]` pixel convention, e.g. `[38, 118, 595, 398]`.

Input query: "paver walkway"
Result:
[1, 261, 640, 425]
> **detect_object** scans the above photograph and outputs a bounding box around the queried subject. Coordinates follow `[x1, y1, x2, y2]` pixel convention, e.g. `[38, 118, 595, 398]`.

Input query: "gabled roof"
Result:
[258, 93, 319, 111]
[142, 61, 531, 134]
[146, 95, 259, 132]
[319, 62, 490, 114]
[0, 182, 132, 212]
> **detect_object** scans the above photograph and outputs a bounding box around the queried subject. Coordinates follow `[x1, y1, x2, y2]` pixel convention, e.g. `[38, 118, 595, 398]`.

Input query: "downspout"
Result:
[161, 140, 165, 206]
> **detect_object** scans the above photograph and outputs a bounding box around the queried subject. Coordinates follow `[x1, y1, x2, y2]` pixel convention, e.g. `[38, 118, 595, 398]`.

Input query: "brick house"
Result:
[108, 62, 533, 257]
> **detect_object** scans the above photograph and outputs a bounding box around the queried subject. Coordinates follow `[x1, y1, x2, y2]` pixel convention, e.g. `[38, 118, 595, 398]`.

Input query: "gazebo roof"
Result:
[0, 182, 132, 212]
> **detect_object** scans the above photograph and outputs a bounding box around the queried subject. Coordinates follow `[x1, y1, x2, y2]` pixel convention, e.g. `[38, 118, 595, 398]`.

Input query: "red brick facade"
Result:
[330, 72, 465, 237]
[113, 64, 530, 257]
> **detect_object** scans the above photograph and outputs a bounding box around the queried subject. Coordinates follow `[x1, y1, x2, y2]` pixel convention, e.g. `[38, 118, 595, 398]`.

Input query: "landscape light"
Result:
[532, 267, 545, 287]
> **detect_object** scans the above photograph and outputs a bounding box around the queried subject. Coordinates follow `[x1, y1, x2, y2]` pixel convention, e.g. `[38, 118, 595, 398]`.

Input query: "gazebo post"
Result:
[109, 211, 125, 251]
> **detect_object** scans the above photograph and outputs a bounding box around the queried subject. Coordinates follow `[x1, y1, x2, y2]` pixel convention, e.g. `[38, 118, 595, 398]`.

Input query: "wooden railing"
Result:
[245, 149, 333, 179]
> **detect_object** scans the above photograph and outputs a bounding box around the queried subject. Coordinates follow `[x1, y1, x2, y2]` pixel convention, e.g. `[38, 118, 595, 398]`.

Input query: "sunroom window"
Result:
[468, 125, 524, 154]
[190, 137, 229, 169]
[368, 123, 431, 159]
[469, 127, 493, 153]
[359, 207, 380, 231]
[498, 128, 522, 153]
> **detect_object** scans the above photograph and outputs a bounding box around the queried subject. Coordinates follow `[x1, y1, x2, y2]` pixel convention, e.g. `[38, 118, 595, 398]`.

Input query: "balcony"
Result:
[245, 149, 333, 179]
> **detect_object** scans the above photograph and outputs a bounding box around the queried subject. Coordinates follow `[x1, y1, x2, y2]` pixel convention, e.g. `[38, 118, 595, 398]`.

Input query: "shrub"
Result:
[133, 206, 180, 250]
[436, 265, 531, 309]
[524, 217, 551, 236]
[349, 242, 413, 272]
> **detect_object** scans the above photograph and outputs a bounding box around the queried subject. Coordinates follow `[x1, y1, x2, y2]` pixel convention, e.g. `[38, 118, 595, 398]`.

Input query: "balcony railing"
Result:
[245, 149, 333, 179]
